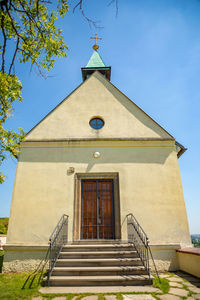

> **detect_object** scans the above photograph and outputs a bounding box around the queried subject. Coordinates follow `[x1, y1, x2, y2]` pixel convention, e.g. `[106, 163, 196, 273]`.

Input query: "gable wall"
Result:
[25, 72, 172, 141]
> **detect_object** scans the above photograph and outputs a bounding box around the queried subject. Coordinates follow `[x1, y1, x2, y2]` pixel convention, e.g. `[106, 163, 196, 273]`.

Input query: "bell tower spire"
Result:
[81, 35, 111, 82]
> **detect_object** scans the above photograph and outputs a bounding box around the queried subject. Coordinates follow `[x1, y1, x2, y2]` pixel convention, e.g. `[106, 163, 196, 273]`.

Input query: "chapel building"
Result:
[4, 43, 192, 282]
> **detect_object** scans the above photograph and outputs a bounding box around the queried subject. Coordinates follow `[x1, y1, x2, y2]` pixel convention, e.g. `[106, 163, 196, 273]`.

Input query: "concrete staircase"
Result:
[46, 241, 153, 286]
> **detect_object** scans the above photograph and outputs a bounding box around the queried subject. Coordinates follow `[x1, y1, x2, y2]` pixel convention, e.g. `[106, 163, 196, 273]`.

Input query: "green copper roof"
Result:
[86, 51, 106, 68]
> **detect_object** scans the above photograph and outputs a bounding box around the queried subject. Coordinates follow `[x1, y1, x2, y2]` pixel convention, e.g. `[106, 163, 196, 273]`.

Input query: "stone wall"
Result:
[3, 245, 48, 273]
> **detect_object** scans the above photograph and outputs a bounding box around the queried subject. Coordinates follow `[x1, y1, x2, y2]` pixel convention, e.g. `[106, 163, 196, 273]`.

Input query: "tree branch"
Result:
[73, 0, 101, 28]
[10, 2, 26, 13]
[40, 0, 52, 3]
[108, 0, 118, 17]
[18, 0, 45, 39]
[73, 0, 82, 13]
[36, 0, 39, 16]
[9, 37, 19, 75]
[0, 13, 7, 73]
[4, 1, 27, 43]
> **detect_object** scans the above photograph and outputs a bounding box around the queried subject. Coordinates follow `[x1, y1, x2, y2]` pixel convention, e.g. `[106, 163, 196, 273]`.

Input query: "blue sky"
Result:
[0, 0, 200, 234]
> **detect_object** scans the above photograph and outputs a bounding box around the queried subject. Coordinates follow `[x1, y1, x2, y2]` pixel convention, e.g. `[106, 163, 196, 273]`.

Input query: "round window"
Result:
[89, 117, 104, 130]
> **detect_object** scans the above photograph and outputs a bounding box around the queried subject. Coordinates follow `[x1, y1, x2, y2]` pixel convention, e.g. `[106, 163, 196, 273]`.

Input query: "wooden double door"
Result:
[81, 179, 115, 239]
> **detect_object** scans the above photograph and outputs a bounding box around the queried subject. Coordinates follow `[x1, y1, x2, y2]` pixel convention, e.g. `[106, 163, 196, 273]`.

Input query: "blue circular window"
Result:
[90, 117, 104, 130]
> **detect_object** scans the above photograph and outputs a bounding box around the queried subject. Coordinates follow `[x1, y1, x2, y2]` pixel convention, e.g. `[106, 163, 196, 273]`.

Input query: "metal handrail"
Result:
[48, 214, 69, 285]
[126, 213, 160, 280]
[22, 214, 69, 289]
[49, 214, 67, 242]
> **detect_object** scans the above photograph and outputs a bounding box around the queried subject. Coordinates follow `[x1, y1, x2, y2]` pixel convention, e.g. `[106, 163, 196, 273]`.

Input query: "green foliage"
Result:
[0, 224, 5, 234]
[0, 0, 68, 73]
[0, 0, 69, 183]
[0, 218, 9, 234]
[0, 73, 24, 182]
[191, 236, 200, 248]
[153, 276, 170, 294]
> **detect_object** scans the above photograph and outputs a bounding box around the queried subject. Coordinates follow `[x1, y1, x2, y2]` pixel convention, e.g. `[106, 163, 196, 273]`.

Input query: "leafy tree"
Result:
[0, 0, 119, 184]
[0, 217, 9, 234]
[0, 0, 68, 183]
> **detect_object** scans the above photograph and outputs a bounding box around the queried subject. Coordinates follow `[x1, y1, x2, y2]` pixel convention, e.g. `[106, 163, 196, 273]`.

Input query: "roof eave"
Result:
[175, 141, 187, 158]
[81, 67, 111, 81]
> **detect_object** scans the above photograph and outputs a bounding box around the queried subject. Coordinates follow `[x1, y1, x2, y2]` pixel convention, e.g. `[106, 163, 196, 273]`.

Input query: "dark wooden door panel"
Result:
[98, 181, 114, 239]
[82, 180, 97, 239]
[81, 179, 114, 239]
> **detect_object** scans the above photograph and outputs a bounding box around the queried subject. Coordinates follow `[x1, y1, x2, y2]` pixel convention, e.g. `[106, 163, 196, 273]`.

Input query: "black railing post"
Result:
[126, 213, 160, 281]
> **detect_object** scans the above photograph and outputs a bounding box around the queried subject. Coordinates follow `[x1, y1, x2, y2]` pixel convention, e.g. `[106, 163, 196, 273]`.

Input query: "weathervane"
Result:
[90, 33, 102, 51]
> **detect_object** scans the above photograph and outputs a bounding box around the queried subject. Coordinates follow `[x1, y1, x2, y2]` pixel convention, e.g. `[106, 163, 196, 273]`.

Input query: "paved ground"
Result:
[38, 272, 200, 300]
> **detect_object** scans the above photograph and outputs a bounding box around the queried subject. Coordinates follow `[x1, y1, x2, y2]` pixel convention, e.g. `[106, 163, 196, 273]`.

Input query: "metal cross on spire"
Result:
[90, 33, 102, 51]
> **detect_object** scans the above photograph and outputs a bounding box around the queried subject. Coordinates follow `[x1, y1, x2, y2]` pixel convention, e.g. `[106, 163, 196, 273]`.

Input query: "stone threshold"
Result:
[39, 286, 160, 294]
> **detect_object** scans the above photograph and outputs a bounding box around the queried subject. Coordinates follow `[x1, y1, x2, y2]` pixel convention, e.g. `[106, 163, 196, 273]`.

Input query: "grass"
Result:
[0, 272, 41, 300]
[0, 272, 197, 300]
[0, 273, 160, 300]
[153, 276, 170, 294]
[0, 272, 164, 300]
[116, 295, 123, 300]
[98, 295, 106, 300]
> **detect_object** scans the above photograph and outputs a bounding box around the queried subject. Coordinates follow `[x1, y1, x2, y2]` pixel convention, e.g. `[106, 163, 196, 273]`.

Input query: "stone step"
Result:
[45, 275, 153, 286]
[62, 243, 134, 252]
[52, 265, 147, 276]
[56, 257, 143, 267]
[71, 240, 123, 245]
[59, 250, 138, 259]
[46, 242, 152, 287]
